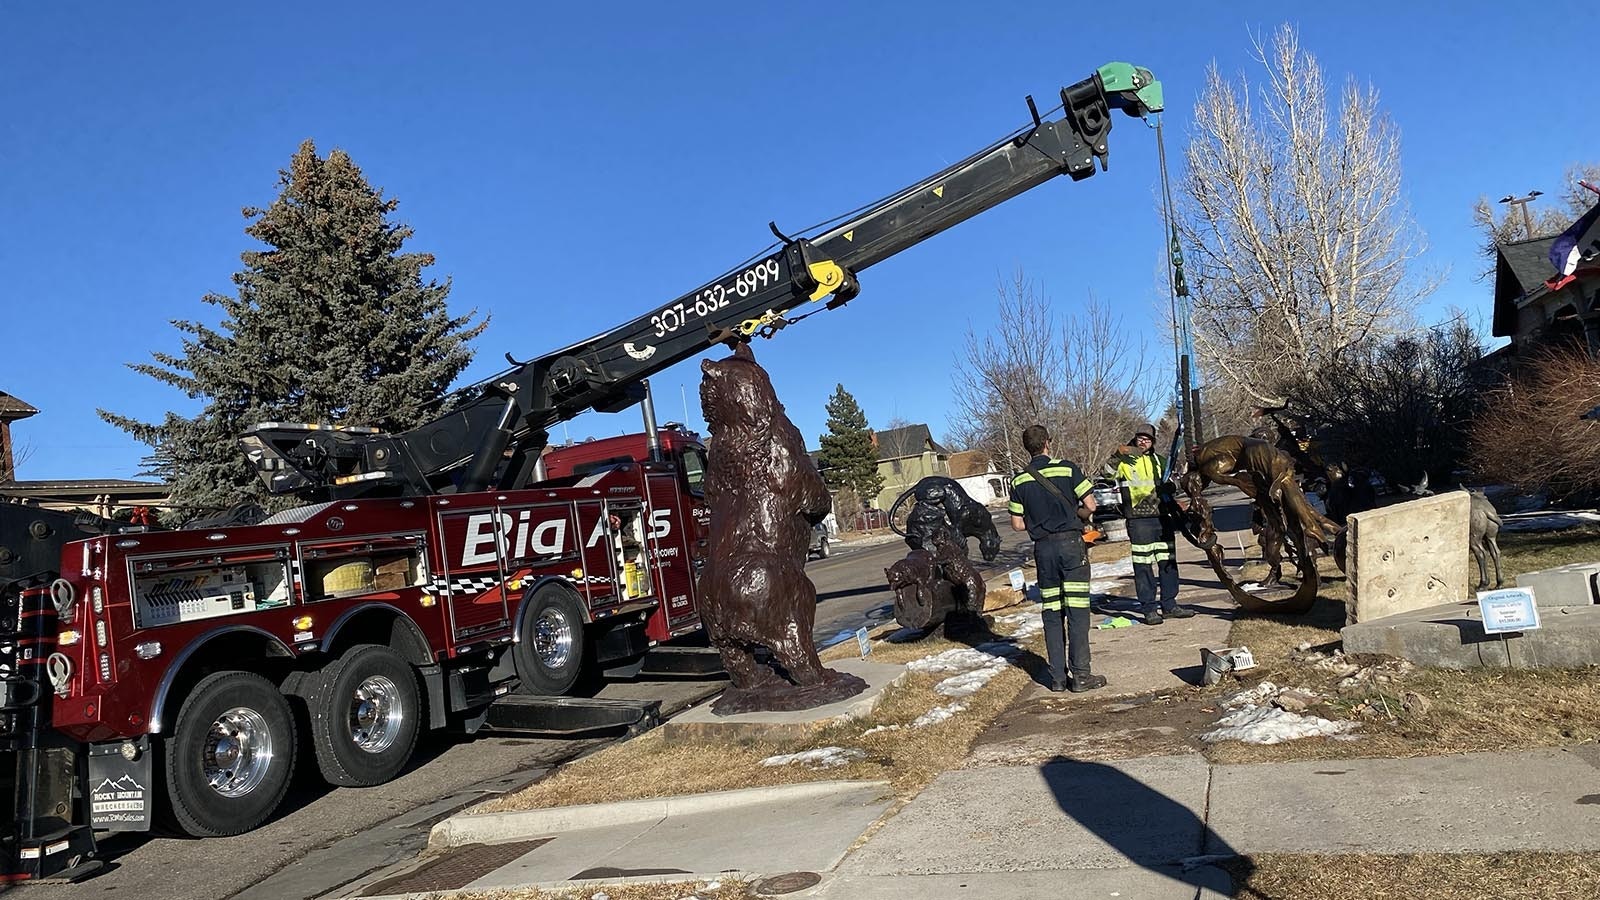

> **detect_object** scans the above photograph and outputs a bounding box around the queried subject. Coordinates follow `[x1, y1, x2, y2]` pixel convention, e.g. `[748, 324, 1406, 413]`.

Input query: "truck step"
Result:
[637, 646, 726, 677]
[485, 695, 662, 737]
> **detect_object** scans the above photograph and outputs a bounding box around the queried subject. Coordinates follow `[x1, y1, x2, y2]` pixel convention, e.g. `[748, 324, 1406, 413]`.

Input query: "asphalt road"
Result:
[17, 515, 1025, 900]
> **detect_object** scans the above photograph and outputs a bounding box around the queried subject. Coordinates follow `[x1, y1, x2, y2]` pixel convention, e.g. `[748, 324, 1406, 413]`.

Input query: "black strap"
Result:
[1025, 461, 1086, 524]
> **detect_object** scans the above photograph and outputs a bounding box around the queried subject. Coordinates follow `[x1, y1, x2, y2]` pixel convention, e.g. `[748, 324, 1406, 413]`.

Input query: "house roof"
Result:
[0, 391, 39, 420]
[947, 450, 991, 479]
[0, 479, 169, 502]
[874, 424, 949, 461]
[1489, 231, 1599, 337]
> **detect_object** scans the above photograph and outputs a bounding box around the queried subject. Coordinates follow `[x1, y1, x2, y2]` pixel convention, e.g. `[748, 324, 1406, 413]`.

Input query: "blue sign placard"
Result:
[856, 626, 873, 658]
[1477, 588, 1541, 634]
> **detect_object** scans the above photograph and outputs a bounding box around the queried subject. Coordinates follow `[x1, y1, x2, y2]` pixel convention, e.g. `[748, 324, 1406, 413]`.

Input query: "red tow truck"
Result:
[1, 61, 1163, 880]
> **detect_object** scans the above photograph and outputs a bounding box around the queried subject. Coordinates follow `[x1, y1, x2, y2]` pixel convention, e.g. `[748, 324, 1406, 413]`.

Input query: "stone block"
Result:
[1342, 601, 1600, 670]
[1516, 563, 1600, 607]
[1346, 493, 1469, 624]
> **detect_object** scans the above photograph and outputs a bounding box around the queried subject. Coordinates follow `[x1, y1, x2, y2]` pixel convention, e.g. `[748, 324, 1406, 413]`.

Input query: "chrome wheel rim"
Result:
[348, 675, 402, 753]
[203, 707, 274, 798]
[533, 606, 574, 669]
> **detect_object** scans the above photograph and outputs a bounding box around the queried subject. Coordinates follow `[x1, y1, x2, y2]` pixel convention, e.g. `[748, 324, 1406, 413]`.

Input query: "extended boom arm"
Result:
[243, 63, 1162, 501]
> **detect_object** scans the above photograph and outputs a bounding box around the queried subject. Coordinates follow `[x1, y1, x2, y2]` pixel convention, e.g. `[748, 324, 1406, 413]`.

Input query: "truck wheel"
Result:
[164, 671, 296, 837]
[308, 645, 420, 787]
[513, 585, 586, 695]
[817, 536, 831, 559]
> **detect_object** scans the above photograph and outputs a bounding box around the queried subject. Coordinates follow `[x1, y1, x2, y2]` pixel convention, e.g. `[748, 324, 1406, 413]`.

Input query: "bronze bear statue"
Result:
[699, 343, 867, 714]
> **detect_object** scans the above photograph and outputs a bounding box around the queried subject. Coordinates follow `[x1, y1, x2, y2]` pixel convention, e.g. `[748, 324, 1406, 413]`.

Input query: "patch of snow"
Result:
[1499, 510, 1600, 533]
[910, 703, 968, 727]
[1008, 617, 1043, 641]
[907, 647, 1008, 676]
[1220, 681, 1278, 708]
[1238, 582, 1266, 593]
[1202, 704, 1357, 745]
[974, 640, 1024, 657]
[759, 747, 866, 768]
[935, 667, 1004, 697]
[861, 724, 901, 737]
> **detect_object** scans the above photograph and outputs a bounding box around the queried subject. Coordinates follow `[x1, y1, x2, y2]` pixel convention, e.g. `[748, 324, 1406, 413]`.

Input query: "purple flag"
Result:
[1546, 181, 1600, 291]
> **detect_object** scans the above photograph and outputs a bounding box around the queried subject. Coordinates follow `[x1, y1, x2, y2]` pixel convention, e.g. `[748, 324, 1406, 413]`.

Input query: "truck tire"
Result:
[163, 670, 296, 837]
[816, 536, 831, 559]
[308, 645, 421, 787]
[513, 584, 586, 696]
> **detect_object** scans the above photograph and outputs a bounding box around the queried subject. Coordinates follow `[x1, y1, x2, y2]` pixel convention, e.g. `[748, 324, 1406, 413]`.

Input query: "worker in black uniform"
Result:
[1008, 424, 1107, 693]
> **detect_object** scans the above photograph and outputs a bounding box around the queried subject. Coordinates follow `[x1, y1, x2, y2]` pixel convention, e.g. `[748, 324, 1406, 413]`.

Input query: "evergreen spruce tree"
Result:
[101, 140, 487, 517]
[816, 385, 883, 508]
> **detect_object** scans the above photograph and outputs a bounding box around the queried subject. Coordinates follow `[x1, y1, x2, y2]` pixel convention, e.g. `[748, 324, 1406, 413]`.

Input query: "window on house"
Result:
[989, 478, 1003, 499]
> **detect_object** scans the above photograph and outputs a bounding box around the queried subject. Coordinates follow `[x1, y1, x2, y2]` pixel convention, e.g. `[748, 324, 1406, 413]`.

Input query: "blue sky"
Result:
[3, 2, 1594, 481]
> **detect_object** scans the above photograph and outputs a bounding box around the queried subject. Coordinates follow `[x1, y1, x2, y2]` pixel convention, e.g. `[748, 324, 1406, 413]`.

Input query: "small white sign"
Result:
[1008, 569, 1026, 592]
[856, 626, 872, 658]
[1477, 587, 1541, 634]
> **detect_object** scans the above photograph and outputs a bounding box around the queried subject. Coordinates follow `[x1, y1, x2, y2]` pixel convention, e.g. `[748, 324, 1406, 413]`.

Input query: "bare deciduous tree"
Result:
[1178, 25, 1435, 407]
[950, 271, 1155, 477]
[1470, 162, 1600, 278]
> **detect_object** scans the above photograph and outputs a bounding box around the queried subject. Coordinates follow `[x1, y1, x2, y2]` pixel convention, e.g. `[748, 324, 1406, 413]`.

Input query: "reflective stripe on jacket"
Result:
[1115, 451, 1164, 518]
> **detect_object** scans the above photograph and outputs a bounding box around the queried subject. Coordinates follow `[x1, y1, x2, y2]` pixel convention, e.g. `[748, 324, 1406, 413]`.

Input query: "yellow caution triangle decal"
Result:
[843, 230, 854, 242]
[933, 185, 945, 198]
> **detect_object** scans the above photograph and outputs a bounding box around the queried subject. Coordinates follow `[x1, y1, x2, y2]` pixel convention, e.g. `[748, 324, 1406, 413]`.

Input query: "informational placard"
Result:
[1477, 587, 1541, 634]
[1008, 569, 1026, 592]
[856, 626, 873, 657]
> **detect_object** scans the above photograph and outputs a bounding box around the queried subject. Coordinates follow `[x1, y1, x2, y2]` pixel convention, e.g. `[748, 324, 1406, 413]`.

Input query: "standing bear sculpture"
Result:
[698, 343, 868, 714]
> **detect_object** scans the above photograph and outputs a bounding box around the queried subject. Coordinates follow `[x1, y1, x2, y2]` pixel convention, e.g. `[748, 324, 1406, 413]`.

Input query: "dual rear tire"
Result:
[162, 646, 421, 836]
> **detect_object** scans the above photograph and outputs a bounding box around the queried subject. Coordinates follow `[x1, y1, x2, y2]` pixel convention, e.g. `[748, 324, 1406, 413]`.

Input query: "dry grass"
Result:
[1225, 852, 1600, 900]
[1199, 527, 1600, 764]
[426, 878, 748, 900]
[484, 618, 1039, 812]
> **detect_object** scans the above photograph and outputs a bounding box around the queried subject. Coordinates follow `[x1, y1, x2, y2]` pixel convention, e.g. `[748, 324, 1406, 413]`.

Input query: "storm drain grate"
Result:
[360, 838, 551, 896]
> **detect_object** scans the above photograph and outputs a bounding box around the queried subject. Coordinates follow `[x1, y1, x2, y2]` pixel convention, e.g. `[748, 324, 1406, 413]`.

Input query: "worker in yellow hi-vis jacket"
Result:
[1109, 423, 1196, 626]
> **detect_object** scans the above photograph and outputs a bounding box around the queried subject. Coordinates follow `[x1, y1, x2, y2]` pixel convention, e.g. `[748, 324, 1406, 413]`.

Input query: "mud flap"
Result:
[87, 738, 152, 831]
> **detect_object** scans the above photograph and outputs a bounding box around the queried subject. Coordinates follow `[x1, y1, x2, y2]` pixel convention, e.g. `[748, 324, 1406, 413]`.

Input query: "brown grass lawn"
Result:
[1202, 526, 1600, 764]
[484, 615, 1043, 813]
[1225, 852, 1600, 900]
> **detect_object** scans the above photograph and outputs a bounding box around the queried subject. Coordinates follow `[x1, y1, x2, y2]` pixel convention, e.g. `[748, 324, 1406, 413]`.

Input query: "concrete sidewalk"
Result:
[347, 745, 1600, 899]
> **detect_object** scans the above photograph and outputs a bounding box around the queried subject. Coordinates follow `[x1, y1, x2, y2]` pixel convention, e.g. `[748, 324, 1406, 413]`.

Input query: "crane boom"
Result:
[242, 62, 1163, 501]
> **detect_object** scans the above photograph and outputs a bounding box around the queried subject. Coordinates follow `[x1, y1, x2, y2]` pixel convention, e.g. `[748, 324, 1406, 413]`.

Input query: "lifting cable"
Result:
[1152, 115, 1196, 479]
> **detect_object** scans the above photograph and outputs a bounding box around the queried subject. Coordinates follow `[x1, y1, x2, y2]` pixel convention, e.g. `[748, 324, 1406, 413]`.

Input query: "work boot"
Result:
[1070, 673, 1108, 693]
[1164, 605, 1196, 619]
[1144, 610, 1164, 626]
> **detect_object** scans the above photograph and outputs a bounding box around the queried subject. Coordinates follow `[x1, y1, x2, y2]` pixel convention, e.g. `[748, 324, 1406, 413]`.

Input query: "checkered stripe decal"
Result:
[425, 573, 613, 597]
[429, 575, 503, 594]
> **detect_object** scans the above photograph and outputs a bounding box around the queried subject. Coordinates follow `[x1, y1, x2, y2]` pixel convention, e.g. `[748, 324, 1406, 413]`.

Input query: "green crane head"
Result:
[1097, 62, 1164, 117]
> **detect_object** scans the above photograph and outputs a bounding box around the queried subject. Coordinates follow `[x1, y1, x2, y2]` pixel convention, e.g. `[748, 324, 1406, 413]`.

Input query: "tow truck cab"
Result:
[542, 425, 708, 493]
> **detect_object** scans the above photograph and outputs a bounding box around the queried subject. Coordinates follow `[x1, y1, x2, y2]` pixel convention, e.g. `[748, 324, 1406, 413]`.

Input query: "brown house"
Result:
[0, 389, 169, 516]
[1491, 235, 1600, 360]
[0, 391, 39, 483]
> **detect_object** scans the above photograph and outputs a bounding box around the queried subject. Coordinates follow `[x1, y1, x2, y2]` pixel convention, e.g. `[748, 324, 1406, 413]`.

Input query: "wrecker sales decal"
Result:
[459, 508, 672, 566]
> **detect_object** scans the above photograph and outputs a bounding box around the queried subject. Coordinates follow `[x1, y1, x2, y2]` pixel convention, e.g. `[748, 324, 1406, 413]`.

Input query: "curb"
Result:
[428, 779, 893, 848]
[360, 869, 767, 900]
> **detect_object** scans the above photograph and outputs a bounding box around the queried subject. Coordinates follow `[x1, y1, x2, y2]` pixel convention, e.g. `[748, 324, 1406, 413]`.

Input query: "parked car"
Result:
[1091, 479, 1123, 521]
[808, 522, 832, 559]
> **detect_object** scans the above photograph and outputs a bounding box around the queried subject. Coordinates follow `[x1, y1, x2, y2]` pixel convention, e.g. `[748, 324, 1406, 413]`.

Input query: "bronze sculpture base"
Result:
[711, 667, 869, 716]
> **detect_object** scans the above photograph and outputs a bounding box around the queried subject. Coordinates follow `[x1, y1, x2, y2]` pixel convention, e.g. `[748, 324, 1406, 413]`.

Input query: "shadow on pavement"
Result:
[1042, 755, 1249, 896]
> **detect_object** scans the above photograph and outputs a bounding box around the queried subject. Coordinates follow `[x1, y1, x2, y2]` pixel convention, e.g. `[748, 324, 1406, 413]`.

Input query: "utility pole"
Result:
[1499, 190, 1543, 237]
